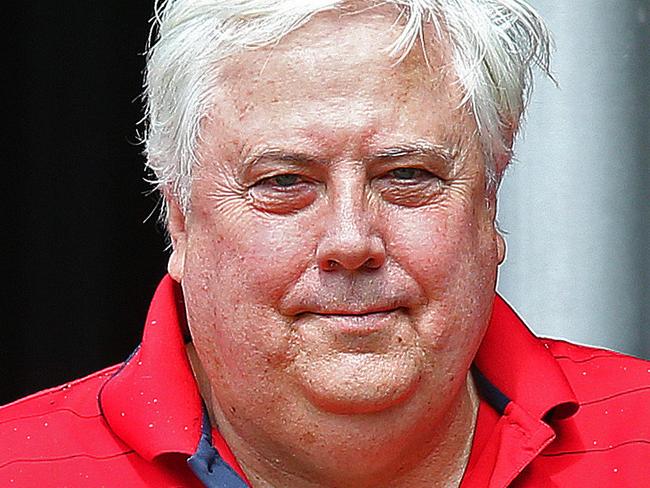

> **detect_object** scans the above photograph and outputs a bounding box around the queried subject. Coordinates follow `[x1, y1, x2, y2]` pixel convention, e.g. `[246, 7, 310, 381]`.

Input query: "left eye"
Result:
[389, 168, 431, 180]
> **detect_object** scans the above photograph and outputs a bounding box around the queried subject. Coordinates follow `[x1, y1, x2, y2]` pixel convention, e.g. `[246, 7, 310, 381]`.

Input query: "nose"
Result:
[316, 180, 386, 272]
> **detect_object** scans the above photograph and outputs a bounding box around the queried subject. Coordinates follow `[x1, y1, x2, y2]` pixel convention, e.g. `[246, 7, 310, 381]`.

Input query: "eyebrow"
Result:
[372, 141, 460, 167]
[240, 148, 327, 176]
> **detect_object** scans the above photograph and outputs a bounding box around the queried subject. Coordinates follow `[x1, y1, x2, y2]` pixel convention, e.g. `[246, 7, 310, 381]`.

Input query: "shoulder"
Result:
[526, 339, 650, 485]
[0, 365, 134, 484]
[0, 364, 121, 439]
[0, 365, 203, 487]
[0, 364, 119, 416]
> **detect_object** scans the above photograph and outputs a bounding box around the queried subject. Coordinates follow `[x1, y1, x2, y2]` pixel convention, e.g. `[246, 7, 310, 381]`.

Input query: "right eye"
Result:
[260, 174, 302, 188]
[249, 174, 319, 214]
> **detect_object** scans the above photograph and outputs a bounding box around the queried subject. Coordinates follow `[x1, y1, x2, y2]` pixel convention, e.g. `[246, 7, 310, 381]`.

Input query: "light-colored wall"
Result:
[496, 0, 649, 358]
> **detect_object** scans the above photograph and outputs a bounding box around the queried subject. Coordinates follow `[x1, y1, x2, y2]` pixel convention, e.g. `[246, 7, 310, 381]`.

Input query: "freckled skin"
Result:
[168, 6, 505, 488]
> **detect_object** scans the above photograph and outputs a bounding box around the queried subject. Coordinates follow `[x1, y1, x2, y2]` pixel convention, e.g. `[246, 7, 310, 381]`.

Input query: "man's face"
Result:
[169, 7, 503, 475]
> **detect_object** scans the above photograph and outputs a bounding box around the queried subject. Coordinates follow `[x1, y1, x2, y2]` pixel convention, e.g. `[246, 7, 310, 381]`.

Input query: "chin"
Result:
[292, 350, 424, 415]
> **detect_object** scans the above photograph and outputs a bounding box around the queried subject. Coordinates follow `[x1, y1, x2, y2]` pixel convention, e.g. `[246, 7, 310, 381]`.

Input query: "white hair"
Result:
[143, 0, 551, 215]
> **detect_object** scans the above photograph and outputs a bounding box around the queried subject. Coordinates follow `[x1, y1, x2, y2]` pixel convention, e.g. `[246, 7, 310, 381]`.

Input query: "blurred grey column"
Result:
[496, 1, 649, 358]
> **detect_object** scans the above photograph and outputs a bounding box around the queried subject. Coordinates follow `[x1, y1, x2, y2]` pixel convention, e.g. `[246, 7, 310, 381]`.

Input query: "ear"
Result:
[496, 232, 506, 265]
[166, 196, 188, 282]
[487, 197, 506, 265]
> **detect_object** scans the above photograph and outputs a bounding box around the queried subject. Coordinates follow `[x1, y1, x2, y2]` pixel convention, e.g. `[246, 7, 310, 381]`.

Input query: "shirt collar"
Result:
[99, 276, 578, 462]
[99, 275, 203, 461]
[475, 295, 578, 421]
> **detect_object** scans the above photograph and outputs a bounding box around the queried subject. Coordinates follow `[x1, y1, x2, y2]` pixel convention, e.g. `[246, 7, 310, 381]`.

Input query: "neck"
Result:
[187, 343, 479, 488]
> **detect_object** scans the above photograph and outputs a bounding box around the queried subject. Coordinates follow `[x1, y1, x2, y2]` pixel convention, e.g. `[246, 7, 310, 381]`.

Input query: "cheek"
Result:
[182, 213, 320, 377]
[388, 204, 486, 291]
[189, 211, 319, 302]
[386, 202, 497, 350]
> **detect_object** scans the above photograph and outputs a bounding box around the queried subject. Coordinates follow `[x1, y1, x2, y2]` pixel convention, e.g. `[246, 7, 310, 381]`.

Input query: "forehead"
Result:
[205, 6, 474, 158]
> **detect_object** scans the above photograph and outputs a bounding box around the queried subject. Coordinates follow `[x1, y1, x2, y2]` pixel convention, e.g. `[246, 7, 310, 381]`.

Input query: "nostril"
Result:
[364, 257, 381, 270]
[320, 256, 383, 272]
[316, 229, 387, 272]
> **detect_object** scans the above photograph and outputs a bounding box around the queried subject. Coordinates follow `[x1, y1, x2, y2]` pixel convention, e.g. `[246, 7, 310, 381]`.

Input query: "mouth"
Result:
[298, 303, 404, 316]
[298, 308, 403, 336]
[312, 308, 396, 316]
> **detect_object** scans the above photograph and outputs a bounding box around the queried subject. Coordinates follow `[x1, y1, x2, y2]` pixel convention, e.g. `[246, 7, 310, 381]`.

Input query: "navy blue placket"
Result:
[187, 407, 249, 488]
[471, 365, 511, 415]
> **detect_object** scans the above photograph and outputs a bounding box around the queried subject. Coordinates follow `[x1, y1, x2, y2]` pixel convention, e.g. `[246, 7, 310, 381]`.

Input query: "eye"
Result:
[372, 167, 444, 207]
[387, 167, 437, 182]
[271, 174, 300, 187]
[260, 174, 302, 188]
[390, 168, 421, 180]
[249, 173, 318, 214]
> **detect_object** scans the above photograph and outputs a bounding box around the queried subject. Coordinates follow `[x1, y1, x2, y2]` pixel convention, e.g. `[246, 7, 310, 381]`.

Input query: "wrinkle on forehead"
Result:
[215, 5, 460, 113]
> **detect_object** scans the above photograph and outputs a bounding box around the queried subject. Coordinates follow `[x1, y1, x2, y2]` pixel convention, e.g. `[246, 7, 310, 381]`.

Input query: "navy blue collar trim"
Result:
[187, 407, 249, 488]
[472, 366, 511, 415]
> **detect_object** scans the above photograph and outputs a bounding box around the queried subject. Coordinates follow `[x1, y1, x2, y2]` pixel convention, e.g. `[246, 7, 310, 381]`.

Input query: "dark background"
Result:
[3, 4, 167, 404]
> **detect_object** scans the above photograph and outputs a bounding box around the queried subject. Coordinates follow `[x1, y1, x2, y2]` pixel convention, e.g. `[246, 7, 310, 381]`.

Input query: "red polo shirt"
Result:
[1, 275, 648, 486]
